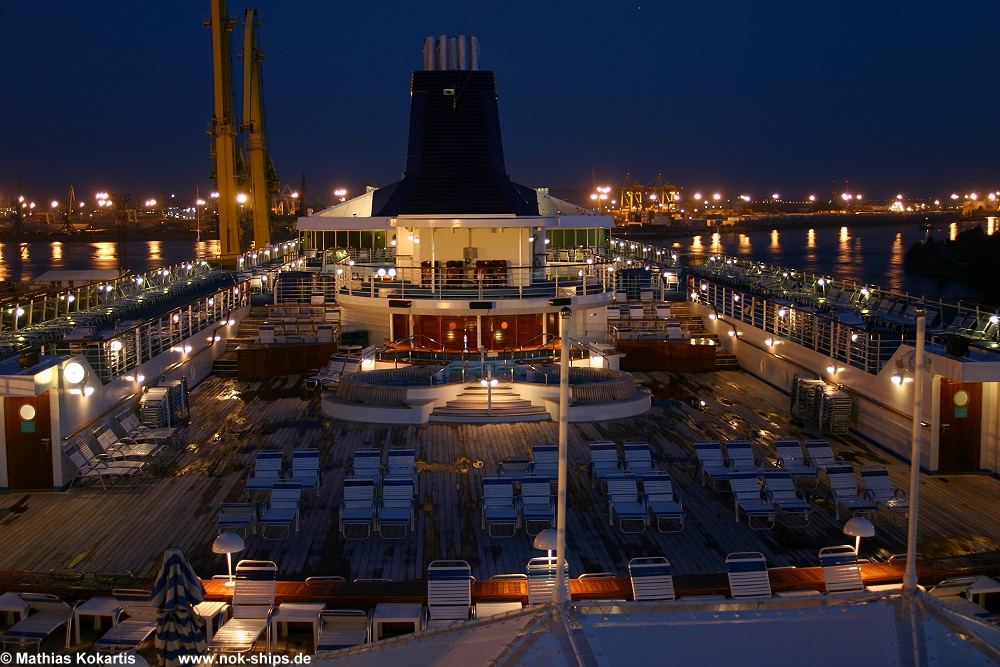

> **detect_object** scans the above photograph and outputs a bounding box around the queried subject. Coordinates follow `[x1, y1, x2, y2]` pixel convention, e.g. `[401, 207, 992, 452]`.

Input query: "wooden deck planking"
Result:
[2, 370, 1000, 585]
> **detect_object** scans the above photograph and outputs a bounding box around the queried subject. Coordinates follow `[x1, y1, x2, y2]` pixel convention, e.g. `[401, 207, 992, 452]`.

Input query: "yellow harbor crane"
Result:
[241, 8, 277, 248]
[207, 0, 277, 263]
[207, 0, 243, 262]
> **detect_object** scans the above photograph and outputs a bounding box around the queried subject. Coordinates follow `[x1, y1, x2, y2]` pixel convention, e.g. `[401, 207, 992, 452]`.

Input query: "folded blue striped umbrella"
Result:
[152, 547, 207, 667]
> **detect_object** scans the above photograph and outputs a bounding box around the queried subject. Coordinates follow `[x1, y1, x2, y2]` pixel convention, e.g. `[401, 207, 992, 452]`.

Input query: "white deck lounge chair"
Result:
[315, 609, 370, 652]
[519, 473, 554, 536]
[819, 545, 866, 595]
[244, 449, 284, 498]
[339, 477, 376, 540]
[424, 560, 473, 629]
[728, 471, 775, 530]
[860, 465, 909, 525]
[207, 560, 276, 654]
[826, 464, 878, 521]
[0, 593, 80, 652]
[92, 423, 167, 464]
[93, 590, 157, 653]
[259, 481, 301, 540]
[641, 471, 685, 533]
[606, 473, 648, 533]
[481, 475, 520, 538]
[115, 408, 178, 443]
[761, 469, 811, 527]
[927, 578, 999, 623]
[526, 557, 570, 605]
[377, 476, 415, 539]
[694, 441, 730, 490]
[63, 439, 146, 491]
[773, 439, 819, 489]
[804, 439, 841, 473]
[726, 552, 772, 600]
[628, 557, 676, 601]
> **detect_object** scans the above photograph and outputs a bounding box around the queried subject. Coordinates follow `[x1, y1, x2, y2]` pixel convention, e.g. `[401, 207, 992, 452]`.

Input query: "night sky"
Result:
[4, 1, 999, 208]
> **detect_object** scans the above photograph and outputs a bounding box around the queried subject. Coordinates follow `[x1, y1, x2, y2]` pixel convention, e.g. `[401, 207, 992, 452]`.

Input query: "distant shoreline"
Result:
[0, 230, 297, 243]
[612, 211, 970, 238]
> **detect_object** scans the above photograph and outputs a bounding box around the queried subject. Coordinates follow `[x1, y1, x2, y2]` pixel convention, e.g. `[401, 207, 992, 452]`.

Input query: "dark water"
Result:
[2, 221, 995, 303]
[650, 218, 999, 301]
[0, 239, 221, 282]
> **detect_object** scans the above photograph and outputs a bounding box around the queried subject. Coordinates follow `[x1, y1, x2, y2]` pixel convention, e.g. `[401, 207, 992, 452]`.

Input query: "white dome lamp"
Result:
[533, 528, 557, 559]
[843, 516, 875, 555]
[212, 532, 245, 587]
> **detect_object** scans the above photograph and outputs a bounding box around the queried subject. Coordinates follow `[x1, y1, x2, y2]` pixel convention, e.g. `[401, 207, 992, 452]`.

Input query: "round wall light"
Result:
[64, 361, 86, 385]
[19, 404, 36, 420]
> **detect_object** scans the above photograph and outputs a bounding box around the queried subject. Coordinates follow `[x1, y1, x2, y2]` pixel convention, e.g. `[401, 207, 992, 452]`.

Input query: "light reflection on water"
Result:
[0, 240, 221, 282]
[652, 221, 984, 300]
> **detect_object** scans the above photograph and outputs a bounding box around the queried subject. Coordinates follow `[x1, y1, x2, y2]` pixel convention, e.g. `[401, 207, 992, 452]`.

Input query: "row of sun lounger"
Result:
[695, 439, 909, 528]
[3, 552, 995, 657]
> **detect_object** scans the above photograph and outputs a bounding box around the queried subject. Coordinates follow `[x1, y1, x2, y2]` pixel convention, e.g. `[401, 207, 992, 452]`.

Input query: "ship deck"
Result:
[2, 369, 1000, 584]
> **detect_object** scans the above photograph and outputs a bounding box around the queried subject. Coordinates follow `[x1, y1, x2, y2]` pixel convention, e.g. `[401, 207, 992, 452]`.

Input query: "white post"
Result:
[555, 307, 572, 603]
[903, 311, 925, 592]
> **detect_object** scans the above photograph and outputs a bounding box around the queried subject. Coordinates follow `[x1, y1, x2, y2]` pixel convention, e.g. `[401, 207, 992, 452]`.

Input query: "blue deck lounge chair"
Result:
[860, 465, 909, 525]
[590, 441, 622, 491]
[259, 481, 301, 540]
[826, 464, 878, 521]
[290, 448, 322, 497]
[377, 476, 415, 539]
[641, 471, 685, 533]
[773, 439, 819, 489]
[694, 441, 730, 490]
[529, 442, 559, 479]
[519, 473, 554, 536]
[218, 502, 256, 537]
[623, 441, 655, 476]
[728, 471, 775, 530]
[481, 475, 520, 538]
[244, 449, 284, 498]
[339, 477, 376, 540]
[606, 473, 648, 533]
[761, 469, 811, 527]
[349, 449, 383, 487]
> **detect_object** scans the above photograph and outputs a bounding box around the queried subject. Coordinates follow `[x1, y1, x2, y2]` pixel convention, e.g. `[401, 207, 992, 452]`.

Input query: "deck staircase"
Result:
[429, 383, 550, 423]
[211, 307, 270, 377]
[667, 302, 741, 370]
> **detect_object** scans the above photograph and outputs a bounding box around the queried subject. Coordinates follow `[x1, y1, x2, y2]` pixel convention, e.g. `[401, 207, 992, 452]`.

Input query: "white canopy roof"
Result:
[295, 190, 611, 232]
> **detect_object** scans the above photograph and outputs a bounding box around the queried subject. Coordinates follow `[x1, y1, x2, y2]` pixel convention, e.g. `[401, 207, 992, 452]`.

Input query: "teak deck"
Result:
[2, 369, 999, 586]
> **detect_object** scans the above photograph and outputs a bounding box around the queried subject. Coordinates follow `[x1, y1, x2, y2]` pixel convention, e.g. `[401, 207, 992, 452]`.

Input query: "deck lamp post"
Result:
[212, 532, 245, 587]
[843, 517, 875, 555]
[555, 307, 572, 604]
